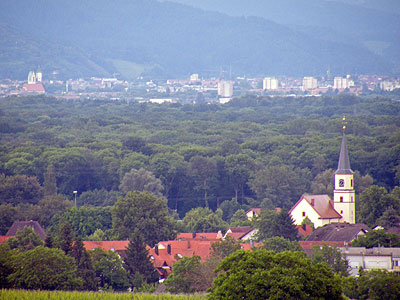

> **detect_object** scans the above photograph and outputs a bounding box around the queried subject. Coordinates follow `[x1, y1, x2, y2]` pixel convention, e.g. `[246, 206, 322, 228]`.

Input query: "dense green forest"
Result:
[0, 95, 399, 235]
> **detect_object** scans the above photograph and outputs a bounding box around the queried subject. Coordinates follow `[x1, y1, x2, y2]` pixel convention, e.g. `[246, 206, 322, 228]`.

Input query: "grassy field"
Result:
[0, 289, 207, 300]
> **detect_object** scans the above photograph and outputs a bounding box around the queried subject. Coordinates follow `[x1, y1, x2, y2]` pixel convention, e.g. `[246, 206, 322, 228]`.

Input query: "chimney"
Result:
[192, 232, 196, 238]
[311, 198, 315, 206]
[167, 244, 171, 255]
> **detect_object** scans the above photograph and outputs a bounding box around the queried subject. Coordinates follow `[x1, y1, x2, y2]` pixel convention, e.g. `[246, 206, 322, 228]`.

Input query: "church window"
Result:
[351, 196, 353, 202]
[340, 210, 343, 214]
[302, 212, 306, 217]
[340, 196, 343, 202]
[351, 179, 353, 187]
[339, 179, 344, 187]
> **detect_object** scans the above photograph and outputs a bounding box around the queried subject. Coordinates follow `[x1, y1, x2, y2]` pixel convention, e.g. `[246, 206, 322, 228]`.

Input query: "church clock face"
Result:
[339, 179, 344, 187]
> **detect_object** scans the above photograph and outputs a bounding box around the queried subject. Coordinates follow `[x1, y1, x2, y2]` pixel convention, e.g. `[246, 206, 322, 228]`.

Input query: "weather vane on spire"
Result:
[342, 115, 347, 132]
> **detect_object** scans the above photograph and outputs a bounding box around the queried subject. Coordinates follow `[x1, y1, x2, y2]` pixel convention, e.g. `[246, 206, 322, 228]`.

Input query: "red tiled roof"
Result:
[289, 194, 342, 219]
[299, 241, 345, 250]
[83, 241, 129, 252]
[296, 224, 313, 237]
[21, 83, 45, 93]
[177, 232, 222, 241]
[0, 236, 11, 243]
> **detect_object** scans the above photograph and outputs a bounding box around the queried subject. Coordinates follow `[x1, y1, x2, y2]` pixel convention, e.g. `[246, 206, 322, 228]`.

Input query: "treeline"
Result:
[0, 94, 399, 232]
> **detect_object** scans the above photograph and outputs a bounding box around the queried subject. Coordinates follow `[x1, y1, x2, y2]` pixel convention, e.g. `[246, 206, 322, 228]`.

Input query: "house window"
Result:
[302, 212, 306, 217]
[339, 179, 344, 187]
[340, 196, 343, 202]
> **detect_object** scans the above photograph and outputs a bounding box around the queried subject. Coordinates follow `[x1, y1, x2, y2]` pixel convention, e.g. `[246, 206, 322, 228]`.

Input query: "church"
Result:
[289, 122, 356, 228]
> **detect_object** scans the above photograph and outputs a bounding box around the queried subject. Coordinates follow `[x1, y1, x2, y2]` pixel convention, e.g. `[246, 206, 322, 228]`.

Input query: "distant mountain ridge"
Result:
[0, 0, 395, 80]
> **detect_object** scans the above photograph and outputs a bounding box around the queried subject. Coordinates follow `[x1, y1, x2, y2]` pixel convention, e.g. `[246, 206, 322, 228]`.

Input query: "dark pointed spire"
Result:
[336, 133, 353, 174]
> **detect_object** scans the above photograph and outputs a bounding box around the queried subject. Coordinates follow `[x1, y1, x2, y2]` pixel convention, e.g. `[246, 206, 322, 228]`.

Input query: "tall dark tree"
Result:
[71, 236, 97, 291]
[124, 232, 157, 288]
[58, 221, 74, 255]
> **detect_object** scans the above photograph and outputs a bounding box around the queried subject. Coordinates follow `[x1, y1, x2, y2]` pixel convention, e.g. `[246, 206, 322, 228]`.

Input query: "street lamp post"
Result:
[73, 190, 77, 207]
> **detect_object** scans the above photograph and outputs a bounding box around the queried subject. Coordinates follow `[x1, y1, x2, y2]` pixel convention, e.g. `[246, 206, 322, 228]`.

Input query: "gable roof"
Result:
[289, 194, 342, 219]
[246, 208, 261, 215]
[306, 223, 371, 242]
[224, 226, 254, 240]
[6, 221, 46, 240]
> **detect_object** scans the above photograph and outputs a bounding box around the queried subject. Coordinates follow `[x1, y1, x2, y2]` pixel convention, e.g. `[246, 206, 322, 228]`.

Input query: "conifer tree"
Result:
[59, 221, 74, 255]
[71, 236, 98, 290]
[124, 231, 157, 288]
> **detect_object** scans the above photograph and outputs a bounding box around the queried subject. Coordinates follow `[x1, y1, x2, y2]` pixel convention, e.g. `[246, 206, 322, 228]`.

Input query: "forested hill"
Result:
[1, 95, 399, 217]
[172, 0, 400, 73]
[0, 0, 392, 80]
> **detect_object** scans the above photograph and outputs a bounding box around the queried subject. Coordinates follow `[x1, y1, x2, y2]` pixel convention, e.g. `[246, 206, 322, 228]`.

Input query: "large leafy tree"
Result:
[6, 226, 43, 251]
[210, 236, 242, 259]
[179, 207, 227, 233]
[6, 246, 83, 290]
[344, 269, 400, 300]
[188, 156, 217, 207]
[119, 168, 164, 197]
[112, 191, 176, 246]
[263, 237, 303, 253]
[224, 154, 254, 203]
[311, 245, 349, 276]
[0, 174, 43, 205]
[209, 249, 343, 300]
[359, 185, 400, 227]
[90, 248, 130, 291]
[351, 229, 400, 248]
[165, 255, 219, 294]
[249, 164, 311, 209]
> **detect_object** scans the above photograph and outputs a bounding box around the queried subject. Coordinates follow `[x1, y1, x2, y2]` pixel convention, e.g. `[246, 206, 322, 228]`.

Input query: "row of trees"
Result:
[1, 95, 399, 218]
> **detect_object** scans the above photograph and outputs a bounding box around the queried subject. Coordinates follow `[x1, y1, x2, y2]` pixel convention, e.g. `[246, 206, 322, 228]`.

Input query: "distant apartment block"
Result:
[334, 76, 354, 89]
[380, 80, 400, 91]
[303, 77, 318, 90]
[218, 80, 233, 98]
[263, 77, 279, 90]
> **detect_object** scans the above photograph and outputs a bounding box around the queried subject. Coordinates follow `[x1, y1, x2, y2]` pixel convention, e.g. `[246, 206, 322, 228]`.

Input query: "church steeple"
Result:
[336, 133, 353, 174]
[333, 116, 355, 224]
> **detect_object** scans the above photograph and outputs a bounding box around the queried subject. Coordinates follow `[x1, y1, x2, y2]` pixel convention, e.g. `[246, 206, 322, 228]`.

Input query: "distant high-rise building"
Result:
[263, 77, 279, 90]
[303, 77, 318, 90]
[218, 80, 233, 98]
[190, 73, 199, 81]
[334, 76, 354, 89]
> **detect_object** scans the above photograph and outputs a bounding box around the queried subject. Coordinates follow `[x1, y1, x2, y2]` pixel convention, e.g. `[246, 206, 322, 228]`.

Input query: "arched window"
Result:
[339, 179, 344, 187]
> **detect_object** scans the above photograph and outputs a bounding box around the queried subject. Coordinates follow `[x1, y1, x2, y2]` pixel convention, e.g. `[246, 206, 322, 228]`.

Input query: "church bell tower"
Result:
[333, 117, 356, 224]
